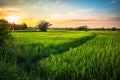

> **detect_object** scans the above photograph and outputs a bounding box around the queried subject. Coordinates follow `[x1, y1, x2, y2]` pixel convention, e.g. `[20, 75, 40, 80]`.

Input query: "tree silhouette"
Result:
[77, 25, 88, 31]
[22, 23, 28, 29]
[37, 20, 52, 32]
[11, 23, 28, 30]
[111, 27, 117, 31]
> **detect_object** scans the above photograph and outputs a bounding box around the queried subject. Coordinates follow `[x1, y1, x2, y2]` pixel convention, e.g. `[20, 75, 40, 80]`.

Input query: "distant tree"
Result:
[22, 23, 28, 29]
[106, 28, 110, 30]
[0, 19, 11, 46]
[13, 23, 28, 30]
[100, 27, 105, 31]
[111, 27, 117, 31]
[37, 20, 52, 32]
[77, 25, 88, 31]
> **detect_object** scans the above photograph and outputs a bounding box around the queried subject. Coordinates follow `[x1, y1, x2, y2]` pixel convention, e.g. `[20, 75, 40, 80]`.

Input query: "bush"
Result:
[0, 19, 11, 47]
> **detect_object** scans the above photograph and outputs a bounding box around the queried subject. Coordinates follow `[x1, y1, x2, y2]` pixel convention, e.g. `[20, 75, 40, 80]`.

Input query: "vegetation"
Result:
[0, 19, 11, 47]
[10, 23, 28, 30]
[111, 27, 117, 31]
[39, 31, 120, 80]
[0, 30, 119, 80]
[77, 25, 88, 31]
[37, 20, 52, 32]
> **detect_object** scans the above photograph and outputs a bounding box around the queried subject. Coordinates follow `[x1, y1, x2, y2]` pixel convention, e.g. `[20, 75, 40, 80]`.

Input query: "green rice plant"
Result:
[1, 31, 94, 80]
[39, 31, 120, 80]
[0, 31, 119, 80]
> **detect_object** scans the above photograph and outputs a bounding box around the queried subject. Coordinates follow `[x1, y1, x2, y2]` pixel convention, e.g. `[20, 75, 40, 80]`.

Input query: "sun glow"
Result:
[5, 16, 20, 24]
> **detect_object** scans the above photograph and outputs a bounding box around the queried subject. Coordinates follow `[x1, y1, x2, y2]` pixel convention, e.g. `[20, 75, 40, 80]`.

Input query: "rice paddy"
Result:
[0, 31, 120, 80]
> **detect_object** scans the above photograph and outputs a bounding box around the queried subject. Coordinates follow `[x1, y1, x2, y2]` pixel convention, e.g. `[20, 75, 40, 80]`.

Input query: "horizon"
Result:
[0, 0, 120, 28]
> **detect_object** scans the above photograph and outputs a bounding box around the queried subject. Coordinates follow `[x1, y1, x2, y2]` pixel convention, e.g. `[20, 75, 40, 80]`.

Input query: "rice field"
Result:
[0, 31, 120, 80]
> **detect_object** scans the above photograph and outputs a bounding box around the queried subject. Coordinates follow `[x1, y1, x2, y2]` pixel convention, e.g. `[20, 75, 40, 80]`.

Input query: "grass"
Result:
[0, 30, 120, 80]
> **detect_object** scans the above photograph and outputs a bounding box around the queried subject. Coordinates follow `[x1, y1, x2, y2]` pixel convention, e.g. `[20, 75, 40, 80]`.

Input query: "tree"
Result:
[0, 19, 11, 46]
[77, 25, 88, 31]
[100, 27, 105, 31]
[22, 23, 28, 29]
[111, 27, 117, 31]
[11, 23, 28, 30]
[37, 20, 52, 32]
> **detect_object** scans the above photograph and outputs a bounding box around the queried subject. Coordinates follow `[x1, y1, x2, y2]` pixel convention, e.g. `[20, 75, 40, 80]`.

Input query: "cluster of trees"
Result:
[90, 27, 119, 31]
[0, 19, 28, 30]
[75, 26, 119, 31]
[10, 23, 28, 30]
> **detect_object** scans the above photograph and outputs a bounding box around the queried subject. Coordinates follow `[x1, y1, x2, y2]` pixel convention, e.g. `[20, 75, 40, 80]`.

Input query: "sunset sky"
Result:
[0, 0, 120, 28]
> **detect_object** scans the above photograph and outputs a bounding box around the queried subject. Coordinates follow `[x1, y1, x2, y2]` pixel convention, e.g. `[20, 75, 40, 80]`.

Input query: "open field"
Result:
[0, 31, 120, 80]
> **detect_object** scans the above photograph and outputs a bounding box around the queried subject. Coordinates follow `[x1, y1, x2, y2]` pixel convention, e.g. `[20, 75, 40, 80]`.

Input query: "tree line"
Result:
[0, 19, 52, 31]
[10, 23, 28, 30]
[76, 26, 119, 31]
[1, 18, 119, 32]
[56, 26, 119, 31]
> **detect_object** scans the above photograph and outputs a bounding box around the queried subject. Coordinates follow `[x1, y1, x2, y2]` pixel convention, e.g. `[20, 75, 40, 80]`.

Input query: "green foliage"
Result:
[0, 19, 11, 46]
[0, 31, 119, 80]
[39, 31, 120, 80]
[37, 20, 52, 32]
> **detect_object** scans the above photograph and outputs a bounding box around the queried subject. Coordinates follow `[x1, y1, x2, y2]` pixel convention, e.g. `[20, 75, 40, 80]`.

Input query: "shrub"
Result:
[0, 19, 11, 47]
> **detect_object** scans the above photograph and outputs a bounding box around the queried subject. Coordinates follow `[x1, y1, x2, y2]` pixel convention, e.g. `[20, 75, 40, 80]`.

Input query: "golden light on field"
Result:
[5, 16, 20, 24]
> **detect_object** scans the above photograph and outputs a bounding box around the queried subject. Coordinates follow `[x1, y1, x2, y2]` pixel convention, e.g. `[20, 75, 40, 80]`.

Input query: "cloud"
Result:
[0, 0, 119, 27]
[64, 14, 120, 22]
[0, 0, 41, 7]
[0, 0, 61, 7]
[0, 0, 75, 21]
[0, 7, 21, 15]
[106, 14, 120, 21]
[55, 0, 61, 4]
[108, 17, 120, 21]
[0, 0, 22, 7]
[66, 19, 94, 22]
[110, 0, 117, 4]
[47, 8, 95, 21]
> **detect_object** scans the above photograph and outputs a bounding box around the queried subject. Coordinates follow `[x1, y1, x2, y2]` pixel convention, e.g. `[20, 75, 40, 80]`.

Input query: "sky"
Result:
[0, 0, 120, 28]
